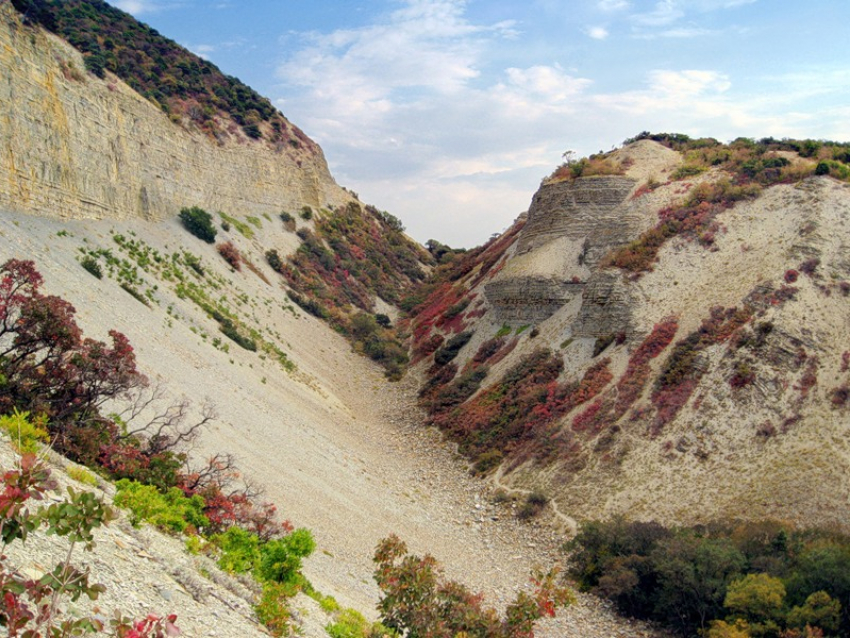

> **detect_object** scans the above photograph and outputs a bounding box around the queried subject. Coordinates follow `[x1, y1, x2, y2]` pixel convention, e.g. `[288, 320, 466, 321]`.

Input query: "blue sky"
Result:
[112, 1, 850, 247]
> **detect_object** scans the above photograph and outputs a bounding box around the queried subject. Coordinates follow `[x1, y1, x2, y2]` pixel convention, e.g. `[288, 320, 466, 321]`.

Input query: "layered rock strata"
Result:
[517, 175, 638, 263]
[0, 6, 350, 222]
[485, 175, 639, 325]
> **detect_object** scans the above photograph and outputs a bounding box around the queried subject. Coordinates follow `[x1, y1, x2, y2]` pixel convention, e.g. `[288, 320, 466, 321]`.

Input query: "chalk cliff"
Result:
[0, 4, 351, 222]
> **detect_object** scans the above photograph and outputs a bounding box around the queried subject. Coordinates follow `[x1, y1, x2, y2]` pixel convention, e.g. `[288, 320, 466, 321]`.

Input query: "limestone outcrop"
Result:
[516, 175, 638, 261]
[485, 174, 641, 325]
[0, 5, 350, 223]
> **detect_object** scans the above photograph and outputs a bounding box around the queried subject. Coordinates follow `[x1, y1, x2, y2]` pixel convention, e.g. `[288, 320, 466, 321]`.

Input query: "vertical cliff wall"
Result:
[0, 5, 351, 222]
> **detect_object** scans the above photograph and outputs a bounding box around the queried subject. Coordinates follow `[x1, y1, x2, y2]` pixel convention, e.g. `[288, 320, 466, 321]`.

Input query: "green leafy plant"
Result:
[113, 479, 208, 534]
[66, 464, 99, 486]
[219, 212, 254, 239]
[80, 255, 103, 279]
[0, 451, 179, 636]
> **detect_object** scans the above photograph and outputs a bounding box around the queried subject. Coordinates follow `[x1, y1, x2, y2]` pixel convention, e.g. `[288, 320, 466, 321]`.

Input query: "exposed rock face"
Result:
[485, 175, 639, 325]
[570, 270, 633, 338]
[517, 175, 638, 263]
[0, 6, 350, 222]
[485, 277, 584, 323]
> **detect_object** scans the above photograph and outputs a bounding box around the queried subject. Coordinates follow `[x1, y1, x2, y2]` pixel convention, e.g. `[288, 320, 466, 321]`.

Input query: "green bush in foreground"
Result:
[114, 479, 208, 534]
[214, 525, 315, 585]
[0, 408, 49, 454]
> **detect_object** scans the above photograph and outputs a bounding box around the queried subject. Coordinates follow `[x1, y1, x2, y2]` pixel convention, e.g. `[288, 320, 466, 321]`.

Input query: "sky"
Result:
[111, 0, 850, 247]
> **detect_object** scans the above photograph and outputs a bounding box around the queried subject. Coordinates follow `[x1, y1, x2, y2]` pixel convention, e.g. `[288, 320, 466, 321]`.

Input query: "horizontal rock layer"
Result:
[517, 175, 638, 264]
[486, 175, 640, 324]
[485, 278, 584, 323]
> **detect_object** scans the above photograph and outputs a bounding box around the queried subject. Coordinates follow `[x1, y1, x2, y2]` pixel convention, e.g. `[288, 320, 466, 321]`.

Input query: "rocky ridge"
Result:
[0, 4, 350, 223]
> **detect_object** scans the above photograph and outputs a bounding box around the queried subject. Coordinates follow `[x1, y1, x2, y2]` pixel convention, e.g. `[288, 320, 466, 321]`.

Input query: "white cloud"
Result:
[587, 26, 610, 39]
[648, 69, 731, 96]
[112, 0, 176, 14]
[597, 0, 630, 10]
[632, 0, 684, 27]
[191, 44, 215, 58]
[271, 0, 845, 247]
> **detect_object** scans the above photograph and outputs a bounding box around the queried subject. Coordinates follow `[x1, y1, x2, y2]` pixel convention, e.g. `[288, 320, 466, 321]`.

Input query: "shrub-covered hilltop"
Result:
[10, 0, 311, 146]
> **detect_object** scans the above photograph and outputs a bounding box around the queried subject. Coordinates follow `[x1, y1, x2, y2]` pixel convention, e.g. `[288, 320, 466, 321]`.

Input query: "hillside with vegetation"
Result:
[10, 0, 310, 146]
[3, 2, 850, 638]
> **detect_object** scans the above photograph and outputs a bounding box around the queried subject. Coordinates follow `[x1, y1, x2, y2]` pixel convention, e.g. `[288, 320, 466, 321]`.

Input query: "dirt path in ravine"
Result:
[0, 211, 666, 637]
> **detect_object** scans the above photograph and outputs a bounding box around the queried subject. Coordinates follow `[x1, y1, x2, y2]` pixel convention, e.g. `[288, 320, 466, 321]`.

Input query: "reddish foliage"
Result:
[0, 260, 145, 458]
[216, 241, 242, 270]
[572, 320, 678, 434]
[373, 533, 571, 638]
[425, 347, 614, 465]
[412, 333, 445, 364]
[651, 307, 750, 432]
[729, 362, 756, 389]
[799, 258, 820, 277]
[284, 202, 427, 314]
[571, 399, 604, 432]
[830, 385, 849, 408]
[784, 269, 799, 283]
[472, 337, 506, 366]
[487, 337, 519, 367]
[410, 283, 463, 348]
[841, 351, 850, 373]
[795, 358, 818, 400]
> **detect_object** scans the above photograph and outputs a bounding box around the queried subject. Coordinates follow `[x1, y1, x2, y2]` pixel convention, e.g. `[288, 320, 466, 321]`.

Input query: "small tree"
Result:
[217, 242, 242, 271]
[374, 534, 572, 638]
[178, 207, 217, 243]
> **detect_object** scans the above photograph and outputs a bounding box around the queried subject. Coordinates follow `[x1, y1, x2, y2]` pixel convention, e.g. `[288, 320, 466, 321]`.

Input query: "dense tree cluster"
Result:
[568, 517, 850, 637]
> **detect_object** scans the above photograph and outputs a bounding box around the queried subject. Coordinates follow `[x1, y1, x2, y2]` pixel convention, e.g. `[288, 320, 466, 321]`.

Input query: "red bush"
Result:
[784, 269, 799, 283]
[217, 241, 242, 270]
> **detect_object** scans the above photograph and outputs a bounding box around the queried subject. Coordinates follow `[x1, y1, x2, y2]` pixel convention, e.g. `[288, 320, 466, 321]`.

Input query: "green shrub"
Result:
[257, 528, 316, 584]
[300, 206, 313, 220]
[219, 212, 254, 239]
[80, 255, 103, 279]
[66, 465, 98, 486]
[326, 608, 388, 638]
[672, 164, 706, 180]
[217, 316, 257, 351]
[433, 331, 473, 365]
[517, 490, 549, 520]
[255, 582, 295, 637]
[472, 449, 503, 476]
[266, 249, 284, 274]
[113, 479, 208, 534]
[179, 206, 217, 243]
[182, 251, 205, 277]
[495, 324, 512, 338]
[215, 526, 261, 574]
[0, 409, 49, 454]
[287, 291, 328, 319]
